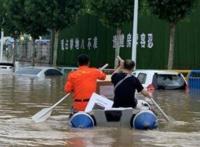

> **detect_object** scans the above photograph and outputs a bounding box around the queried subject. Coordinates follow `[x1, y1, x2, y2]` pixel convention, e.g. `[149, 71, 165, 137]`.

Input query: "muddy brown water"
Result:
[0, 74, 200, 147]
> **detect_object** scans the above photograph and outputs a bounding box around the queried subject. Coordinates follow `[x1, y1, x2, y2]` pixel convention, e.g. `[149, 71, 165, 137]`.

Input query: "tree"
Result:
[6, 0, 49, 66]
[0, 0, 6, 29]
[88, 0, 134, 67]
[0, 0, 21, 65]
[5, 0, 84, 66]
[147, 0, 196, 69]
[42, 0, 84, 66]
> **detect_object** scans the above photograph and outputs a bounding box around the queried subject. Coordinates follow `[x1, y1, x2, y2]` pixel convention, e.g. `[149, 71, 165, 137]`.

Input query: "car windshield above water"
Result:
[154, 74, 185, 89]
[15, 68, 41, 75]
[15, 67, 63, 78]
[134, 70, 187, 90]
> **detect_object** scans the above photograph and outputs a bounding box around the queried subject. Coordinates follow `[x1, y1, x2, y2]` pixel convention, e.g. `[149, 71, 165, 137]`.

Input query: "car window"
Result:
[153, 74, 185, 89]
[44, 69, 63, 76]
[137, 73, 147, 84]
[0, 66, 8, 69]
[15, 68, 41, 75]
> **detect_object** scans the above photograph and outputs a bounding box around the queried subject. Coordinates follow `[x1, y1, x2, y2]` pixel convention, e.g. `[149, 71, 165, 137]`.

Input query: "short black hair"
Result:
[124, 59, 135, 70]
[78, 54, 90, 66]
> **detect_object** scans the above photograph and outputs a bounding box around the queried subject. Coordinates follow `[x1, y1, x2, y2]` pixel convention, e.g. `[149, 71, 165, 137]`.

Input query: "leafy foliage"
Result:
[43, 0, 84, 32]
[6, 0, 48, 39]
[0, 0, 19, 37]
[147, 0, 196, 69]
[3, 0, 84, 38]
[89, 0, 134, 28]
[147, 0, 196, 24]
[0, 0, 6, 27]
[41, 0, 84, 66]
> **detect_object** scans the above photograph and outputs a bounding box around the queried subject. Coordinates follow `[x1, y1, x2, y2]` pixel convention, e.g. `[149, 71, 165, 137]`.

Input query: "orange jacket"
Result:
[64, 66, 106, 111]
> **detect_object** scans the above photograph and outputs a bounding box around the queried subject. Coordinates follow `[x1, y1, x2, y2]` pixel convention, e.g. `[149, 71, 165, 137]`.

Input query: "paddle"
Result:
[32, 93, 71, 123]
[150, 97, 170, 122]
[99, 63, 109, 70]
[32, 63, 109, 123]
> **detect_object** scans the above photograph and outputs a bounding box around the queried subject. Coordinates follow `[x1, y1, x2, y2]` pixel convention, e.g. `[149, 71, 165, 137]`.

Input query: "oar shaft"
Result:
[99, 63, 109, 70]
[50, 93, 70, 109]
[150, 98, 170, 121]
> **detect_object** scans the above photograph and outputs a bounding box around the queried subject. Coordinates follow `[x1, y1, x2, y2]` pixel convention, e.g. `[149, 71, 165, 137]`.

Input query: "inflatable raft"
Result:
[69, 100, 158, 130]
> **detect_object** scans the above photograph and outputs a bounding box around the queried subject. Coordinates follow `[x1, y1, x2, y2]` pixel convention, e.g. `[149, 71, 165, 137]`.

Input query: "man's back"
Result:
[67, 66, 105, 98]
[64, 65, 106, 111]
[111, 57, 151, 108]
[111, 72, 143, 108]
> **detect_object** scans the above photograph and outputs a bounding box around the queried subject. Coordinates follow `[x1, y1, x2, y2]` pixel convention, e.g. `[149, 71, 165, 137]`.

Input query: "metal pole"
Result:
[131, 0, 139, 68]
[0, 28, 4, 61]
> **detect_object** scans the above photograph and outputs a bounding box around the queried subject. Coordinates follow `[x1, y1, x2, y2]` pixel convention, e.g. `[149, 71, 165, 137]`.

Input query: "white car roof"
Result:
[134, 69, 179, 75]
[20, 66, 57, 69]
[15, 66, 62, 78]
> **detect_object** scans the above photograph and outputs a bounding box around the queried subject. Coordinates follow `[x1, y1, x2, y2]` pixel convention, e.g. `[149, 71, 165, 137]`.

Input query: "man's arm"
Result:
[96, 63, 109, 80]
[112, 56, 124, 75]
[96, 70, 106, 80]
[64, 73, 73, 93]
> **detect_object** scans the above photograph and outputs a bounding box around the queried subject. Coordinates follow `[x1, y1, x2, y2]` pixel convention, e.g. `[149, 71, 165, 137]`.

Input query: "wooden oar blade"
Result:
[32, 107, 52, 123]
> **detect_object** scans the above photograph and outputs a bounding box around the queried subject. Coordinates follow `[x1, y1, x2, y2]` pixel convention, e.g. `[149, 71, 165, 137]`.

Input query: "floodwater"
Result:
[0, 74, 200, 147]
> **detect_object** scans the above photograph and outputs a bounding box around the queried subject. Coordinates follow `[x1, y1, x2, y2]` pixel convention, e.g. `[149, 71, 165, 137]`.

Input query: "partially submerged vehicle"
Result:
[133, 70, 187, 90]
[0, 62, 14, 74]
[15, 66, 63, 78]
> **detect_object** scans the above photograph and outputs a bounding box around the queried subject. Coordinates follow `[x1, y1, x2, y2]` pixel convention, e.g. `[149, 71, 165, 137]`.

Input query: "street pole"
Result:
[0, 28, 4, 62]
[131, 0, 139, 69]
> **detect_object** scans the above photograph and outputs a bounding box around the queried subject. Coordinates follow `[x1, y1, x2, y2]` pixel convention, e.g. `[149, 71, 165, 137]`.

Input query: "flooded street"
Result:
[1, 74, 200, 147]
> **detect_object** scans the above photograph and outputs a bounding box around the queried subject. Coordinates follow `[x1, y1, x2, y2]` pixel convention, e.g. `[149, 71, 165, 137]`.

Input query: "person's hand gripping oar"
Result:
[32, 63, 109, 123]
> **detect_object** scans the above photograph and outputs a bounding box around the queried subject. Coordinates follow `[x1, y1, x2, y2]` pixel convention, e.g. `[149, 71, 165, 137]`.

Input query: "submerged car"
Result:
[15, 66, 63, 78]
[0, 62, 14, 74]
[133, 70, 187, 90]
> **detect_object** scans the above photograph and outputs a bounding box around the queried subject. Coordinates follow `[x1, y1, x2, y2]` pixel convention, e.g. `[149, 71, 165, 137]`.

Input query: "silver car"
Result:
[15, 66, 63, 78]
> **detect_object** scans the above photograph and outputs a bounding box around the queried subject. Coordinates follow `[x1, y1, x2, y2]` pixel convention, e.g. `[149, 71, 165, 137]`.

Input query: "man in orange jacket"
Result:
[64, 54, 106, 112]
